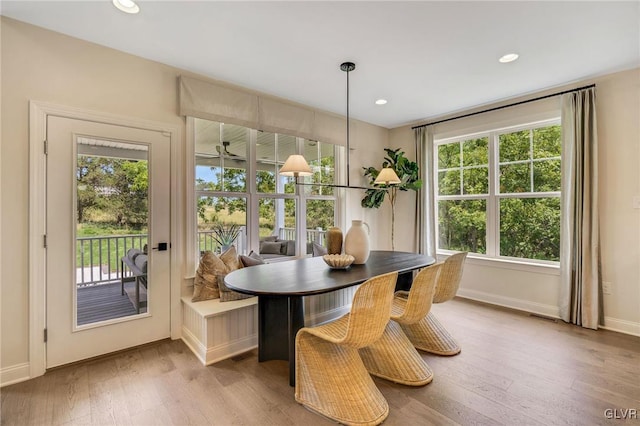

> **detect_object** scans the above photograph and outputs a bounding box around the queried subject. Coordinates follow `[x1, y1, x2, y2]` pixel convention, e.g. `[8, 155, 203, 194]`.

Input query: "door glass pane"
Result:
[76, 138, 149, 326]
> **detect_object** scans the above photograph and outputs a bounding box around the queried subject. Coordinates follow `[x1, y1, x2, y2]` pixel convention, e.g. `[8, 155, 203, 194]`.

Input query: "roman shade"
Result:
[179, 75, 346, 146]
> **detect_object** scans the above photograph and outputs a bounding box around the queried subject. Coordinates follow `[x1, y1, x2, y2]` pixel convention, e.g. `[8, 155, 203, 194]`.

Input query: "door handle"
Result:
[152, 242, 169, 251]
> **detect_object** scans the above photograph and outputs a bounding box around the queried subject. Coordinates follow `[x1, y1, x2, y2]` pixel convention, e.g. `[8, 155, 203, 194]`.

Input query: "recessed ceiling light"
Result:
[113, 0, 140, 14]
[375, 99, 388, 105]
[499, 53, 519, 63]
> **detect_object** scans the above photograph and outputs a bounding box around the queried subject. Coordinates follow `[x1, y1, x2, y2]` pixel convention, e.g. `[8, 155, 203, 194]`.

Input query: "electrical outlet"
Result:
[633, 196, 640, 209]
[603, 281, 612, 295]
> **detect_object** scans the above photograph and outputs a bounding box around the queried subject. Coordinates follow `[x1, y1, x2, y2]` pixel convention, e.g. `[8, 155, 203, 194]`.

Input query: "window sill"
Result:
[437, 252, 560, 276]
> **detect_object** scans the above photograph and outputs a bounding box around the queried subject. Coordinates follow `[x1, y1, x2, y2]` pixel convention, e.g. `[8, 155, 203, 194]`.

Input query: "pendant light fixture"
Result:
[374, 167, 401, 185]
[278, 61, 369, 190]
[279, 154, 312, 178]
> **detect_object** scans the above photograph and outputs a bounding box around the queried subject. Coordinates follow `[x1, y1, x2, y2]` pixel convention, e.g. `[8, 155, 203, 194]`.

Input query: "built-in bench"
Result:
[181, 294, 258, 365]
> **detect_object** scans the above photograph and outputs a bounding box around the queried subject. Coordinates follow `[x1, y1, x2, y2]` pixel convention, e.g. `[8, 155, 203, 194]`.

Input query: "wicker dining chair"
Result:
[359, 262, 443, 386]
[399, 252, 467, 356]
[295, 272, 398, 426]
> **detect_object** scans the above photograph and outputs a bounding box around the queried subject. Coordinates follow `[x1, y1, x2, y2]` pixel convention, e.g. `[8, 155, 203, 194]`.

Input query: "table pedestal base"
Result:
[258, 295, 305, 386]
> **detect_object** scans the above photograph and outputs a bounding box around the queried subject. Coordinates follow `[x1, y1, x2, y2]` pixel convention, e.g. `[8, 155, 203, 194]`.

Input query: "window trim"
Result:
[434, 118, 561, 266]
[187, 117, 345, 276]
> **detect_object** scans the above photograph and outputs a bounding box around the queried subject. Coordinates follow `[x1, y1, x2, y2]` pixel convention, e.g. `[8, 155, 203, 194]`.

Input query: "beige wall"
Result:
[389, 67, 640, 334]
[1, 17, 179, 372]
[3, 15, 637, 382]
[0, 17, 392, 378]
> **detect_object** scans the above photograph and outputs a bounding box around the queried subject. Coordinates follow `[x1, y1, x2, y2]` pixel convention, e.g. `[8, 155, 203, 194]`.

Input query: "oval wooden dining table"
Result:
[224, 250, 435, 386]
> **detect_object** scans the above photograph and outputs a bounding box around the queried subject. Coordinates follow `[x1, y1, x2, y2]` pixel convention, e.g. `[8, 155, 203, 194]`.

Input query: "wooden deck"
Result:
[77, 281, 146, 325]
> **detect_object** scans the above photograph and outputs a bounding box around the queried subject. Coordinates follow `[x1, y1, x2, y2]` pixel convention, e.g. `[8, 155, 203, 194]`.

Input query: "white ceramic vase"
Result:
[344, 220, 370, 264]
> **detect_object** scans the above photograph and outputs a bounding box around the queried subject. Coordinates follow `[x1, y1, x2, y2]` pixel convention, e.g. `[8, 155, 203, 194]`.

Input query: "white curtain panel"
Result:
[414, 126, 436, 256]
[559, 87, 602, 330]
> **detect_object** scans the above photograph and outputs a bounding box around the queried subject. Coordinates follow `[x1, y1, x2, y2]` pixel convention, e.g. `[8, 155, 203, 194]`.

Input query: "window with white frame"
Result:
[192, 117, 342, 262]
[435, 119, 561, 263]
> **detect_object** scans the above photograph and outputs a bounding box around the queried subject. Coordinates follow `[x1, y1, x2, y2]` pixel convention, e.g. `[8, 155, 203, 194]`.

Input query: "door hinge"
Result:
[44, 328, 48, 343]
[43, 235, 47, 248]
[44, 140, 48, 155]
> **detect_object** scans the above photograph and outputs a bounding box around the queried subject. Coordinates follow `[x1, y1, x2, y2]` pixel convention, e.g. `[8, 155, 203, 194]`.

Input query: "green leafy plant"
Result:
[362, 148, 421, 208]
[210, 223, 241, 249]
[362, 148, 422, 249]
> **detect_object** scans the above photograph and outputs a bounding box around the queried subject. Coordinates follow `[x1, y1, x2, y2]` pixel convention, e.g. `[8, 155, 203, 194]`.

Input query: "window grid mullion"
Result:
[529, 129, 534, 193]
[459, 141, 464, 196]
[487, 132, 498, 258]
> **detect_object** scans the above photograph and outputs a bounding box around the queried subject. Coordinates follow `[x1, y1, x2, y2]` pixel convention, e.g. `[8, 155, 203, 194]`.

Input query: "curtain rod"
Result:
[411, 83, 596, 130]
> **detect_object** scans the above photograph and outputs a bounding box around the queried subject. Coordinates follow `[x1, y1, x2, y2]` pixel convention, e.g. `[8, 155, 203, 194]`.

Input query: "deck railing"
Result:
[77, 227, 327, 287]
[197, 226, 248, 255]
[76, 234, 147, 287]
[278, 227, 327, 245]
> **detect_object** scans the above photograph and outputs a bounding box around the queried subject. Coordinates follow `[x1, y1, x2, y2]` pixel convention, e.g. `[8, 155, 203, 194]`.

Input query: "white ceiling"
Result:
[2, 1, 639, 129]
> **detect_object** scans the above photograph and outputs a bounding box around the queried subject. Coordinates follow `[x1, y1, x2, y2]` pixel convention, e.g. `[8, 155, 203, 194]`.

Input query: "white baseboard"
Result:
[203, 334, 257, 365]
[1, 363, 31, 387]
[457, 288, 560, 318]
[181, 326, 257, 366]
[602, 317, 640, 337]
[181, 326, 208, 365]
[457, 288, 640, 337]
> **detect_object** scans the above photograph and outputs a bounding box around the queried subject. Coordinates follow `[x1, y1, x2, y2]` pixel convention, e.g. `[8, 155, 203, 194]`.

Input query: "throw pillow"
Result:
[220, 245, 242, 271]
[312, 242, 328, 257]
[240, 251, 266, 267]
[134, 254, 148, 273]
[260, 241, 283, 255]
[192, 251, 227, 302]
[126, 248, 143, 262]
[285, 240, 296, 256]
[218, 275, 254, 302]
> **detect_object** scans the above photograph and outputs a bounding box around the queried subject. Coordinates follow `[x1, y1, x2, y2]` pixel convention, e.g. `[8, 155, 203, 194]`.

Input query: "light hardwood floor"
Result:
[2, 298, 639, 425]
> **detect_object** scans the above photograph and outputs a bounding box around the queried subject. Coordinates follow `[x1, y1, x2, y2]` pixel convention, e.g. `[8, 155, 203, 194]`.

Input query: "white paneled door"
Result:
[46, 116, 171, 368]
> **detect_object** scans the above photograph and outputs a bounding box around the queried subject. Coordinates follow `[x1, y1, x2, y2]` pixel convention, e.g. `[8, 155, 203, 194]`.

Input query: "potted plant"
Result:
[362, 148, 421, 250]
[210, 223, 242, 253]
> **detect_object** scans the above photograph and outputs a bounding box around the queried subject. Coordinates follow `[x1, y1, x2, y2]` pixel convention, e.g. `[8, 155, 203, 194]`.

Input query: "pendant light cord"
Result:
[346, 66, 351, 187]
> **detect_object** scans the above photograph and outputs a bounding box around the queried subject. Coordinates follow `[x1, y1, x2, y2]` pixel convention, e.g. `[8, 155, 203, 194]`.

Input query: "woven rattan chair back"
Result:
[341, 271, 398, 348]
[432, 252, 467, 303]
[394, 262, 443, 324]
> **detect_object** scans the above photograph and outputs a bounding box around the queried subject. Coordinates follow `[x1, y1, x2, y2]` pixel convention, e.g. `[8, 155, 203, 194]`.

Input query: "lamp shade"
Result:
[374, 168, 401, 185]
[279, 154, 313, 177]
